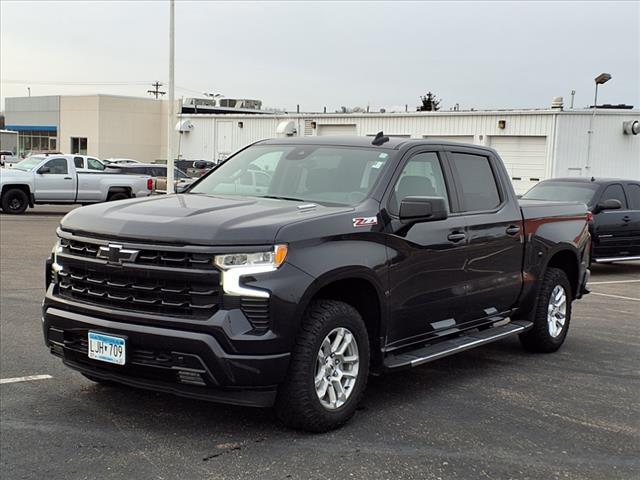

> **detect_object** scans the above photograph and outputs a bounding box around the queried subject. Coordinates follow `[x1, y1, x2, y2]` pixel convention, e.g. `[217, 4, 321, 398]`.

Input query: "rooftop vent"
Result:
[551, 97, 564, 110]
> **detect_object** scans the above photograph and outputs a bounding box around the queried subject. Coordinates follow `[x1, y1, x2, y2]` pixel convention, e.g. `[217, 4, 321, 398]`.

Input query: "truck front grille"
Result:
[60, 238, 216, 270]
[56, 235, 221, 319]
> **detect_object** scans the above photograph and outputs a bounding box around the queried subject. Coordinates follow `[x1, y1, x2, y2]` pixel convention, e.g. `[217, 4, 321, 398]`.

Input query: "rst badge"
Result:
[353, 216, 378, 228]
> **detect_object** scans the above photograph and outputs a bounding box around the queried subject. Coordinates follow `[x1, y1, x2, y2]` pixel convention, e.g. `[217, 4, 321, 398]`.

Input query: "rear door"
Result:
[592, 183, 633, 259]
[34, 157, 77, 202]
[385, 147, 469, 348]
[622, 182, 640, 256]
[445, 147, 524, 325]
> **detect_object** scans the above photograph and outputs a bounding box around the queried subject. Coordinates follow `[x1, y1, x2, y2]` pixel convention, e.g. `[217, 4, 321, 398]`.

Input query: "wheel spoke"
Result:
[336, 332, 353, 355]
[342, 355, 358, 364]
[316, 377, 329, 398]
[331, 329, 345, 353]
[327, 382, 337, 407]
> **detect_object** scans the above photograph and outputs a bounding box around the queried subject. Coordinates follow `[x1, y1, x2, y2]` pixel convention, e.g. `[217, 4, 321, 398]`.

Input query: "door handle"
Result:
[447, 232, 466, 242]
[64, 177, 72, 180]
[622, 216, 631, 222]
[506, 225, 521, 235]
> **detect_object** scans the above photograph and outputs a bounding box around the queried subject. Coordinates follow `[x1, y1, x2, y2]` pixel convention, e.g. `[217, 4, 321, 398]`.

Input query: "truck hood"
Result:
[0, 167, 31, 183]
[60, 193, 353, 245]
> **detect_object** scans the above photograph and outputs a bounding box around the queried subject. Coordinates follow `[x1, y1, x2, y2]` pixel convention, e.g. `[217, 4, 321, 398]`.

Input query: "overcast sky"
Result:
[1, 1, 639, 112]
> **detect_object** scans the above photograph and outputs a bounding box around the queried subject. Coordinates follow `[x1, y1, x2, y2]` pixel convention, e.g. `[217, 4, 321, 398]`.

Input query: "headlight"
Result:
[215, 245, 288, 298]
[214, 245, 288, 270]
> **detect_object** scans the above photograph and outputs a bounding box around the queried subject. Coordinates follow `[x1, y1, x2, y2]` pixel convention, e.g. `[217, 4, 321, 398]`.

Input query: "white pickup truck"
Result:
[0, 154, 153, 214]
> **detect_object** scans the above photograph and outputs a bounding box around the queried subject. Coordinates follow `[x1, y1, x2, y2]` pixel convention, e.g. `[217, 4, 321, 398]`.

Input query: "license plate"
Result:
[88, 332, 126, 365]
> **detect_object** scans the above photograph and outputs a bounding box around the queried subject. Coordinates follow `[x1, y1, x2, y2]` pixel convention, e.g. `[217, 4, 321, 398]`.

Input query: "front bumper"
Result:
[43, 305, 290, 407]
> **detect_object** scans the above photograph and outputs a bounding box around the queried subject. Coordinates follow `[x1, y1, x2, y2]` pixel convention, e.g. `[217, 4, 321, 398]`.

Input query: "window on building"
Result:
[450, 152, 501, 212]
[17, 129, 57, 157]
[601, 184, 627, 209]
[71, 137, 88, 155]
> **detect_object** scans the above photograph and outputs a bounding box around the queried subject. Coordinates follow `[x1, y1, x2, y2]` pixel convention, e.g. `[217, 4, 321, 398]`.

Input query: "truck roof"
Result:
[540, 177, 637, 185]
[259, 135, 495, 153]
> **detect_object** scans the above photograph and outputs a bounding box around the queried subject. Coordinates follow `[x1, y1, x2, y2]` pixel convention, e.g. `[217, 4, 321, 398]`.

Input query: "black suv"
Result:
[44, 136, 590, 431]
[522, 178, 640, 263]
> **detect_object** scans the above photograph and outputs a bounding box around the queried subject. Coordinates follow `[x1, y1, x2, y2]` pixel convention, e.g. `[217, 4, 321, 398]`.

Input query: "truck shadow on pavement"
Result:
[74, 337, 528, 435]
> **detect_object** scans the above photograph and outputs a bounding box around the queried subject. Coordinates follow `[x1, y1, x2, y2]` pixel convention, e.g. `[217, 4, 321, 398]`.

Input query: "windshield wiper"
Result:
[260, 195, 307, 202]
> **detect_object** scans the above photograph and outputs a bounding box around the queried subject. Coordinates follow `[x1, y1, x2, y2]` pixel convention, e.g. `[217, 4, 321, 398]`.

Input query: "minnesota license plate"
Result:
[88, 332, 126, 365]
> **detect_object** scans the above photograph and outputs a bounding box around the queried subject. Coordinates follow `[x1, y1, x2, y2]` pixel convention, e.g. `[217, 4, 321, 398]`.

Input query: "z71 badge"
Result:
[353, 216, 378, 227]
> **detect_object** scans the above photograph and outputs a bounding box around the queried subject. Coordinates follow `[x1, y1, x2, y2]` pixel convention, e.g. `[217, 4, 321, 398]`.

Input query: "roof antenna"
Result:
[371, 131, 389, 146]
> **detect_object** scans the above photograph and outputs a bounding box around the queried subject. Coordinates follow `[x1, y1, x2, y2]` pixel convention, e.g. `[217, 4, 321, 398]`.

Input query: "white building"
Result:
[177, 108, 640, 193]
[5, 95, 173, 162]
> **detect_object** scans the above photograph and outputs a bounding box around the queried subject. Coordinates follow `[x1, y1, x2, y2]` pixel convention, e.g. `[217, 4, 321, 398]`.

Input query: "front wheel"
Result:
[519, 267, 573, 353]
[275, 300, 370, 432]
[1, 188, 29, 214]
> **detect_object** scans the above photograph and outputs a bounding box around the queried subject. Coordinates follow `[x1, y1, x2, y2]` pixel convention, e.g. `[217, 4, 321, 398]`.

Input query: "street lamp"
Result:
[585, 72, 612, 173]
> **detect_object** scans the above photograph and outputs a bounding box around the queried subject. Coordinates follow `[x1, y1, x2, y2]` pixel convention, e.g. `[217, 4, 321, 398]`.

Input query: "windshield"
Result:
[12, 155, 46, 171]
[190, 144, 392, 206]
[522, 182, 598, 204]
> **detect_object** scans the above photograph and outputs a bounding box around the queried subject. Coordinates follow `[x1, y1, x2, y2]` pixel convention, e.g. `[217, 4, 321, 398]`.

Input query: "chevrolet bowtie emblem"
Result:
[97, 244, 139, 265]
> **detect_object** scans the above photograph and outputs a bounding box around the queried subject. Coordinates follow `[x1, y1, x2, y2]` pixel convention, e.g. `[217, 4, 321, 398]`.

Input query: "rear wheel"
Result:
[275, 300, 370, 432]
[519, 267, 572, 353]
[107, 191, 129, 202]
[1, 188, 29, 214]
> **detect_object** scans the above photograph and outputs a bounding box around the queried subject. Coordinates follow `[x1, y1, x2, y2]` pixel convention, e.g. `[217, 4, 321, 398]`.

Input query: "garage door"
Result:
[317, 124, 357, 136]
[424, 135, 474, 145]
[489, 136, 547, 194]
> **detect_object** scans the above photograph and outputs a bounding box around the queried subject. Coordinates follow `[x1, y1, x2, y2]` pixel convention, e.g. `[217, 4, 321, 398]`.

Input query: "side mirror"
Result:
[176, 183, 190, 194]
[37, 166, 51, 174]
[594, 198, 622, 213]
[399, 196, 448, 223]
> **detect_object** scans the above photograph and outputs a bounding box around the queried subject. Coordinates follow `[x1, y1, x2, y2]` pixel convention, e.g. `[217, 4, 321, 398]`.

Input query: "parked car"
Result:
[43, 136, 590, 431]
[186, 160, 216, 177]
[104, 158, 140, 165]
[0, 154, 153, 214]
[0, 150, 18, 168]
[109, 163, 195, 194]
[522, 177, 640, 263]
[70, 155, 108, 173]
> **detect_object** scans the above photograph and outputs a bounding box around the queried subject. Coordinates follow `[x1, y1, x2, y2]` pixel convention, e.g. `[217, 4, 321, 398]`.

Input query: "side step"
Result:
[383, 320, 533, 370]
[593, 255, 640, 263]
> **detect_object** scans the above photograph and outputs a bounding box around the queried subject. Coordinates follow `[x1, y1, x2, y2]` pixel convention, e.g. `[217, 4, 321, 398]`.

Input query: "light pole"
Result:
[166, 0, 176, 194]
[585, 73, 611, 173]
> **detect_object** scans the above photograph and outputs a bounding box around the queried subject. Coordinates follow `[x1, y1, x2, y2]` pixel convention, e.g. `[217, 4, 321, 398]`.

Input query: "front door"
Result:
[385, 148, 469, 349]
[446, 149, 524, 325]
[623, 183, 640, 256]
[34, 157, 76, 202]
[593, 183, 633, 259]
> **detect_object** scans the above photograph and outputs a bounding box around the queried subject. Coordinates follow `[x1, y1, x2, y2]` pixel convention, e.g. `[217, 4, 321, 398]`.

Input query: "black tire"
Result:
[519, 267, 572, 353]
[107, 191, 129, 202]
[275, 300, 370, 432]
[1, 188, 29, 214]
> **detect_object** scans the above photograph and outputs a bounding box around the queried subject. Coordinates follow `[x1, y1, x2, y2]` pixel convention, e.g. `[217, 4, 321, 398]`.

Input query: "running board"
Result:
[383, 320, 533, 370]
[593, 255, 640, 263]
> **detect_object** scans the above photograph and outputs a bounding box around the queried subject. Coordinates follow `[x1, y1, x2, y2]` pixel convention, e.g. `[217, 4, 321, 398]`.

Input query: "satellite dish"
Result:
[176, 120, 194, 133]
[276, 120, 297, 137]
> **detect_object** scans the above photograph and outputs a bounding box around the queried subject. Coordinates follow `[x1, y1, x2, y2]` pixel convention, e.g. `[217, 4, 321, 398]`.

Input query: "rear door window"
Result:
[626, 184, 640, 209]
[450, 152, 501, 211]
[74, 157, 84, 168]
[600, 184, 628, 209]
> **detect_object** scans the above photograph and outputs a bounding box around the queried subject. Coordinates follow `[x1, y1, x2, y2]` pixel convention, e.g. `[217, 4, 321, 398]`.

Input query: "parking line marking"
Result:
[589, 292, 640, 302]
[0, 374, 53, 385]
[589, 279, 640, 285]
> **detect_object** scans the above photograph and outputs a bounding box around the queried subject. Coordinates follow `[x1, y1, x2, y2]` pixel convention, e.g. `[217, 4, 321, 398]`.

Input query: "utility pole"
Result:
[166, 0, 175, 194]
[147, 81, 166, 99]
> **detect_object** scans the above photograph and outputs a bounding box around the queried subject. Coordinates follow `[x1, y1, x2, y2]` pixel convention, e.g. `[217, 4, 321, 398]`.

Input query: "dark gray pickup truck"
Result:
[43, 134, 591, 431]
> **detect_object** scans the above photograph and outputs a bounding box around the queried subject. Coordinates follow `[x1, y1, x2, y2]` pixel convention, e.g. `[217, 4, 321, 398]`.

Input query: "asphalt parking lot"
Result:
[1, 206, 638, 480]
